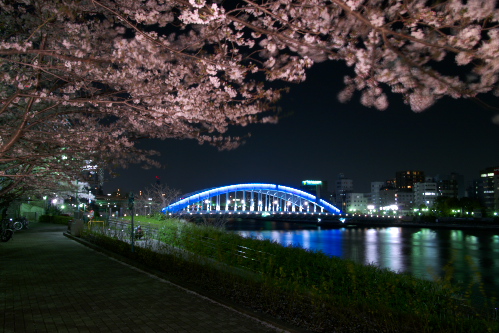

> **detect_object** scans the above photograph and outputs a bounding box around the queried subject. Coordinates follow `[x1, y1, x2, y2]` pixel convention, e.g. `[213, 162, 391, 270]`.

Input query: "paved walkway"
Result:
[0, 223, 290, 333]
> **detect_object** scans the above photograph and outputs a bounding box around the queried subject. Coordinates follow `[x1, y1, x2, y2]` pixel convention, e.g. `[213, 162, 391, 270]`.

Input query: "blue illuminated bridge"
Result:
[162, 183, 342, 217]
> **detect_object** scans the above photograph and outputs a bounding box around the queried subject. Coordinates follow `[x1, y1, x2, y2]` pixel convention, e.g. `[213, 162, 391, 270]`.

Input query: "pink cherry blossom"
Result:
[1, 0, 499, 200]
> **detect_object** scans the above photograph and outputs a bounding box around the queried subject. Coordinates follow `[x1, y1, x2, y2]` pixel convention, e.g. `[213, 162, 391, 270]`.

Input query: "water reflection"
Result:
[411, 229, 440, 280]
[227, 221, 499, 300]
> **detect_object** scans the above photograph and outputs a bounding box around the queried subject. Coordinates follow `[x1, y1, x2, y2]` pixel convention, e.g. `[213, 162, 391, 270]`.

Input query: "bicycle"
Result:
[1, 219, 14, 242]
[13, 217, 29, 231]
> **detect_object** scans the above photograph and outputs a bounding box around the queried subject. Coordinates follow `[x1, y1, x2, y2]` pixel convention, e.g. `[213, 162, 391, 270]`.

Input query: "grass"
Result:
[84, 215, 498, 332]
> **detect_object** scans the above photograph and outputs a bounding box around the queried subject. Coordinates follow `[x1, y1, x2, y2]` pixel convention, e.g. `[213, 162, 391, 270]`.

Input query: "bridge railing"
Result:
[103, 218, 274, 275]
[179, 233, 275, 275]
[103, 218, 161, 240]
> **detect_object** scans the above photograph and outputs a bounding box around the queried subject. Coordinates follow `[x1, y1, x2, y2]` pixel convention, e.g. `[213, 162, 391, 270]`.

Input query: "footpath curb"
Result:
[63, 232, 310, 333]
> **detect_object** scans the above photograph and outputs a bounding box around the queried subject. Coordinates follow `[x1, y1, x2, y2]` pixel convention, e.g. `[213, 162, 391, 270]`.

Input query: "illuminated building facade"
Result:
[345, 193, 368, 213]
[435, 173, 464, 198]
[379, 185, 397, 208]
[478, 166, 499, 212]
[414, 181, 438, 207]
[370, 181, 384, 209]
[396, 191, 414, 212]
[300, 180, 329, 199]
[334, 173, 353, 211]
[396, 171, 425, 190]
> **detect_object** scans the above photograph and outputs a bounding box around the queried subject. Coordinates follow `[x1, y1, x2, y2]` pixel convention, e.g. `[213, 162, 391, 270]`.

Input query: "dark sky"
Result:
[105, 62, 499, 195]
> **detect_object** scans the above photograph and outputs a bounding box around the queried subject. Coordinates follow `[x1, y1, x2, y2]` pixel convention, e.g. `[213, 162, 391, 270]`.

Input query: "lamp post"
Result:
[74, 179, 79, 214]
[128, 192, 135, 252]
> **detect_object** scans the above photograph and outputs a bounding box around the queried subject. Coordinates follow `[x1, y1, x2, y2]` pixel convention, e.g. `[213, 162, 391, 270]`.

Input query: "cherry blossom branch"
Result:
[0, 49, 110, 64]
[90, 0, 218, 65]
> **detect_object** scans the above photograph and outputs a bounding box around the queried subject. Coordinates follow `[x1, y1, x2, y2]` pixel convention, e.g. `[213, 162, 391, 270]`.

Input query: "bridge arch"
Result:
[162, 183, 342, 214]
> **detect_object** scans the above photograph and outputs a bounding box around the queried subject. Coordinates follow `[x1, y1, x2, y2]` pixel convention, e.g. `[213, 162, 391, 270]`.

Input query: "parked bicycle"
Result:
[134, 225, 144, 240]
[13, 216, 29, 231]
[1, 218, 14, 242]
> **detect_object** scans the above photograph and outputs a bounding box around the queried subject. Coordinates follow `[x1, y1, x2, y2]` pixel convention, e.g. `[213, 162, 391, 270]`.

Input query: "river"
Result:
[226, 220, 499, 303]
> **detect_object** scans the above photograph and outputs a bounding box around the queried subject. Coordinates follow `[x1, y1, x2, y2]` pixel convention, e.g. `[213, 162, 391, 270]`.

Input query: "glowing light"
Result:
[302, 180, 322, 185]
[163, 183, 341, 214]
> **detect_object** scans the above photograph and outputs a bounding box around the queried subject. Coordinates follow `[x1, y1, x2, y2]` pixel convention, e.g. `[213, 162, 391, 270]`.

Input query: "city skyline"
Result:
[105, 62, 499, 196]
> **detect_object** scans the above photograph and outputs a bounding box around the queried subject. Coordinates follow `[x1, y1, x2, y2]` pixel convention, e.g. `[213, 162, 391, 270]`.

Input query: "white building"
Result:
[396, 191, 414, 213]
[379, 187, 397, 208]
[414, 182, 438, 207]
[346, 193, 368, 213]
[370, 181, 384, 209]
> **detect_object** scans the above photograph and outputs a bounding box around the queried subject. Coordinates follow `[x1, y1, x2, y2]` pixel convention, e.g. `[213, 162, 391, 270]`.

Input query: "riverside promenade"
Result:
[0, 223, 298, 333]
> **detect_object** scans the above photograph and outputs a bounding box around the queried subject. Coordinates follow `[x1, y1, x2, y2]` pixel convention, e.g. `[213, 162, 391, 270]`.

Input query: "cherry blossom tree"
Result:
[0, 0, 278, 200]
[222, 0, 499, 112]
[2, 0, 498, 200]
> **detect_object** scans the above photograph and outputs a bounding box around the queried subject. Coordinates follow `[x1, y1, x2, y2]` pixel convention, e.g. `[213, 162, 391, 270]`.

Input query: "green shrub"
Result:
[83, 218, 499, 333]
[39, 215, 52, 223]
[39, 215, 72, 225]
[53, 215, 73, 225]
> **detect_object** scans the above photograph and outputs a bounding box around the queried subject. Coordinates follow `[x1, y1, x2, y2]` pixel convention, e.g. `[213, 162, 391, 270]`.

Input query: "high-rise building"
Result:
[370, 181, 384, 209]
[414, 181, 438, 207]
[478, 166, 499, 212]
[300, 180, 328, 199]
[396, 171, 425, 190]
[435, 172, 464, 198]
[396, 191, 414, 212]
[81, 168, 104, 196]
[334, 173, 353, 211]
[379, 185, 397, 208]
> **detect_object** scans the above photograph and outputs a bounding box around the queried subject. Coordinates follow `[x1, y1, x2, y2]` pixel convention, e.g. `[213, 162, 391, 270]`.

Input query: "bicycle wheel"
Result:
[1, 229, 13, 242]
[13, 221, 23, 231]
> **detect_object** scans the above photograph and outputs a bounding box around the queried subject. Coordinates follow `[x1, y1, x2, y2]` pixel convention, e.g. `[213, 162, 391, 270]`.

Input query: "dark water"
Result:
[226, 220, 499, 302]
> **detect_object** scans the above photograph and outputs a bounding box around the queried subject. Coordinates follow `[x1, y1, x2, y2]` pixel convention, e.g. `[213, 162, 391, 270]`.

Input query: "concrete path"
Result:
[0, 223, 289, 333]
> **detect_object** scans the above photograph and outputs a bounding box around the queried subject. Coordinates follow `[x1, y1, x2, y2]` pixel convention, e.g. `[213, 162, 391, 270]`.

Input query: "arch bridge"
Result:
[162, 183, 342, 215]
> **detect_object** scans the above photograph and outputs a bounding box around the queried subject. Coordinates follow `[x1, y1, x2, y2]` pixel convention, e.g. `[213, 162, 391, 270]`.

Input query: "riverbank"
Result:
[79, 218, 498, 333]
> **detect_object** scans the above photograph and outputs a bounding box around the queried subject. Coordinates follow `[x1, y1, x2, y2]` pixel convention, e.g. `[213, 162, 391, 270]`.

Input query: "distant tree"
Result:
[143, 183, 182, 214]
[459, 197, 486, 215]
[2, 0, 499, 197]
[432, 196, 486, 217]
[433, 196, 460, 216]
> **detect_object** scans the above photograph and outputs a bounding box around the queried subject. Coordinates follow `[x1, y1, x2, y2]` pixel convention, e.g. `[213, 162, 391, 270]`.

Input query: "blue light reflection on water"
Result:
[229, 221, 499, 299]
[239, 228, 344, 257]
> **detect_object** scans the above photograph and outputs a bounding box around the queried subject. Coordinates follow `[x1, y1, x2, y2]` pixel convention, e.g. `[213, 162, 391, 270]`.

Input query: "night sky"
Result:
[105, 61, 499, 195]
